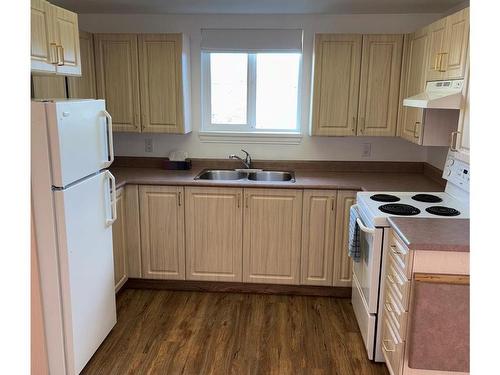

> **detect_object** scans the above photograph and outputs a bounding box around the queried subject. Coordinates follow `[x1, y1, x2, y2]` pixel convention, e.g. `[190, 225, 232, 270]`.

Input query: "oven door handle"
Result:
[353, 205, 376, 234]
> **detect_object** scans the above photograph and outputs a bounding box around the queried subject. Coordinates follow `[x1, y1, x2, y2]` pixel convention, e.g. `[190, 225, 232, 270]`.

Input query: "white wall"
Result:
[80, 13, 444, 161]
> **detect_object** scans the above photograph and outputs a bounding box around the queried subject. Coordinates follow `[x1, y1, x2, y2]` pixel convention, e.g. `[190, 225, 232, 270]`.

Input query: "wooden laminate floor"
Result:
[82, 289, 388, 375]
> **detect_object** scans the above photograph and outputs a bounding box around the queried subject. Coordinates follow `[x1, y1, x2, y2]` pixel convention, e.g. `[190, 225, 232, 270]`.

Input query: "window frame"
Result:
[201, 51, 302, 134]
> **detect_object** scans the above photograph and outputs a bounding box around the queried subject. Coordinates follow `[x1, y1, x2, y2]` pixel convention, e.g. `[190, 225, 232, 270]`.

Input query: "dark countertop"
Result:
[388, 217, 470, 252]
[110, 166, 444, 192]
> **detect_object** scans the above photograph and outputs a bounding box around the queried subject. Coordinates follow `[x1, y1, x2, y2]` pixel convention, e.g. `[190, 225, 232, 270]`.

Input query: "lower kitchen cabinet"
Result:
[185, 187, 243, 282]
[112, 187, 128, 292]
[300, 190, 337, 286]
[333, 190, 357, 287]
[243, 189, 303, 285]
[139, 185, 185, 280]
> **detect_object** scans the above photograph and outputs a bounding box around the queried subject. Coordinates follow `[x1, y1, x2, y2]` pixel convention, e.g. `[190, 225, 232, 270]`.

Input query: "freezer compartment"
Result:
[53, 170, 117, 374]
[43, 99, 114, 187]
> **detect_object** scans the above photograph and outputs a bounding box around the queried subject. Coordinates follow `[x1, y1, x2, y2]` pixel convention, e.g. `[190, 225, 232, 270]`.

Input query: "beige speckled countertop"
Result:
[388, 217, 469, 252]
[110, 166, 445, 192]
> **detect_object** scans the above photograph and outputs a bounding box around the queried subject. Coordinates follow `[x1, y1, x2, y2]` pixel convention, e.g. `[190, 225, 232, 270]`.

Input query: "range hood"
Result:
[403, 79, 464, 109]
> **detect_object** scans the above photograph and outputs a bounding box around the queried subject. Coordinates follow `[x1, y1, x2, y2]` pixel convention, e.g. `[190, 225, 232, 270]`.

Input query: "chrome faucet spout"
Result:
[229, 149, 252, 169]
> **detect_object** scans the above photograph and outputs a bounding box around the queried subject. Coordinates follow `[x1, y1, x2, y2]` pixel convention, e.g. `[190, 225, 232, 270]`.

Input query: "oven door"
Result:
[351, 205, 383, 314]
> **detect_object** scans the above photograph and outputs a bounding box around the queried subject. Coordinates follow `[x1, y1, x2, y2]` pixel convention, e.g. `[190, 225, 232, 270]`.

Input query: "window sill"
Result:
[198, 131, 303, 145]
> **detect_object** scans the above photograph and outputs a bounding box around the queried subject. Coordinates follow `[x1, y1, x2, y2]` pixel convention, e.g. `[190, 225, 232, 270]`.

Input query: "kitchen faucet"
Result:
[229, 149, 252, 169]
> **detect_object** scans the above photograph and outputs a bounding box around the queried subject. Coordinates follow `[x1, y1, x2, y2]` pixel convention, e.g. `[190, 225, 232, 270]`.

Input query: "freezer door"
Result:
[46, 99, 114, 188]
[53, 171, 117, 374]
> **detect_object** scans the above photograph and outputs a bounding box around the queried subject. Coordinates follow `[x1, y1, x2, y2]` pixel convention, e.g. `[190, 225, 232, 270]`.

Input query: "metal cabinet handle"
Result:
[237, 193, 241, 208]
[433, 53, 440, 70]
[450, 131, 460, 152]
[384, 302, 393, 313]
[382, 339, 396, 353]
[390, 245, 403, 255]
[56, 45, 65, 66]
[352, 116, 357, 133]
[414, 121, 421, 139]
[49, 42, 58, 64]
[438, 52, 448, 72]
[178, 191, 182, 206]
[359, 117, 365, 134]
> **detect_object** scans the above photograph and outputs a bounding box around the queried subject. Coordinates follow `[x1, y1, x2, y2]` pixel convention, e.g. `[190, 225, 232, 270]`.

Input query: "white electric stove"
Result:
[351, 152, 469, 362]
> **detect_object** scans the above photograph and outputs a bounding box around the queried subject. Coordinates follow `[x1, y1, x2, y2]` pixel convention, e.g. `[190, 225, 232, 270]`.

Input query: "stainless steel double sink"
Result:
[194, 169, 295, 182]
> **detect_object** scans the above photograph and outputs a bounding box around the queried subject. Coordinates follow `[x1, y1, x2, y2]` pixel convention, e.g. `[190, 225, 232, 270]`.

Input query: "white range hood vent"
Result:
[403, 79, 464, 109]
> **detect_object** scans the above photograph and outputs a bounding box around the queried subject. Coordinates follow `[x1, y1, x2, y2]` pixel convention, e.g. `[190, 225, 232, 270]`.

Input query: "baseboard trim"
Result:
[124, 278, 352, 298]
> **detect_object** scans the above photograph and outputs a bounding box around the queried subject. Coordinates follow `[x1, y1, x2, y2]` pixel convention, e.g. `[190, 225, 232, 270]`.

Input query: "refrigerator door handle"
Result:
[105, 171, 117, 226]
[102, 110, 114, 168]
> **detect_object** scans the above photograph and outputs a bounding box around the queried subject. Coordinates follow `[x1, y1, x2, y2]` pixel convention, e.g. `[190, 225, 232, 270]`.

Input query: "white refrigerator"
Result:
[31, 99, 117, 374]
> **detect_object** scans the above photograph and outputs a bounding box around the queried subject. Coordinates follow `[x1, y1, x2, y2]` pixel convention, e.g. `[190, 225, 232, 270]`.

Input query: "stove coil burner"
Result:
[379, 204, 421, 216]
[411, 194, 443, 203]
[370, 194, 400, 203]
[425, 206, 461, 216]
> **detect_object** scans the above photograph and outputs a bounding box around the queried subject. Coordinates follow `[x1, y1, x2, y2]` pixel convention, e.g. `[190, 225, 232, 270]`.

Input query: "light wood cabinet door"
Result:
[138, 34, 191, 134]
[185, 187, 243, 282]
[67, 31, 96, 98]
[52, 5, 81, 76]
[426, 8, 469, 81]
[358, 35, 403, 137]
[31, 0, 56, 73]
[32, 75, 66, 99]
[243, 189, 303, 285]
[311, 34, 362, 136]
[94, 34, 141, 132]
[139, 186, 185, 280]
[112, 188, 128, 292]
[300, 190, 336, 286]
[333, 190, 357, 287]
[441, 7, 469, 80]
[426, 18, 447, 81]
[398, 29, 429, 145]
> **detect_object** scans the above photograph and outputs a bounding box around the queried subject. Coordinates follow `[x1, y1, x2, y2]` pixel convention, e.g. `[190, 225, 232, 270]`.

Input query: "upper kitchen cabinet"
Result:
[357, 35, 403, 136]
[426, 7, 469, 81]
[67, 31, 97, 99]
[31, 0, 56, 73]
[95, 33, 191, 134]
[398, 28, 430, 144]
[138, 34, 192, 134]
[311, 34, 362, 136]
[31, 0, 81, 76]
[52, 5, 81, 75]
[94, 34, 142, 132]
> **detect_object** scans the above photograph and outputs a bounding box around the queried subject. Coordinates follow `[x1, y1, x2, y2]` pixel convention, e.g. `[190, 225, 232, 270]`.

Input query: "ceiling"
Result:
[51, 0, 466, 14]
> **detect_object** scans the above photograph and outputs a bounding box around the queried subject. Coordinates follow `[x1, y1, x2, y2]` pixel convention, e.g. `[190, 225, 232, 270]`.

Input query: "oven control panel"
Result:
[443, 156, 470, 192]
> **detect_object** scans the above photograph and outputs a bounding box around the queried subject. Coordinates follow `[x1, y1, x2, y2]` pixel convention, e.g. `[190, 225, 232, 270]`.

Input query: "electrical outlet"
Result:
[362, 143, 371, 157]
[145, 138, 153, 153]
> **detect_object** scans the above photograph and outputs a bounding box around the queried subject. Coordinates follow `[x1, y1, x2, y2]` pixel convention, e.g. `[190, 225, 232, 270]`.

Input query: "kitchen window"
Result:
[201, 29, 303, 136]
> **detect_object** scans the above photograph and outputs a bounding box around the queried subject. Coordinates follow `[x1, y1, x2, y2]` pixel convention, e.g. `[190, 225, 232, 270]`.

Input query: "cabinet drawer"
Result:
[382, 316, 405, 375]
[389, 232, 413, 278]
[386, 258, 411, 310]
[384, 285, 408, 341]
